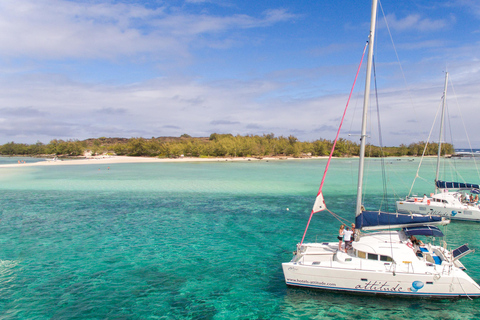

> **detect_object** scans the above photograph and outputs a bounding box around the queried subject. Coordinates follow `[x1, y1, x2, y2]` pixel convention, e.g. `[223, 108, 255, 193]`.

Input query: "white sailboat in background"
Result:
[282, 0, 480, 298]
[396, 72, 480, 222]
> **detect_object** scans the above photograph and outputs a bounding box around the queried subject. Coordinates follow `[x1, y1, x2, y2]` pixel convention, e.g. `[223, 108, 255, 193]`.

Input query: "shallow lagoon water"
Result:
[0, 157, 479, 319]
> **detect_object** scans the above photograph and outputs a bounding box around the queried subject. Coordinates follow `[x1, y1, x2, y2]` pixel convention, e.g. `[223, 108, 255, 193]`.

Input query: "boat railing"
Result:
[294, 250, 336, 266]
[402, 261, 414, 273]
[441, 263, 453, 276]
[442, 240, 448, 250]
[384, 261, 395, 273]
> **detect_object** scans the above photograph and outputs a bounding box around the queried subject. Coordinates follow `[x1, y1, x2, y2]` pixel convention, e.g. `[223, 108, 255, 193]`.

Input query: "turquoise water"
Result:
[0, 156, 48, 165]
[0, 158, 480, 319]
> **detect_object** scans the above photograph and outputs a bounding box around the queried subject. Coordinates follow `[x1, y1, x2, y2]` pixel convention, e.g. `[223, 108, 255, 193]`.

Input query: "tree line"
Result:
[0, 133, 454, 158]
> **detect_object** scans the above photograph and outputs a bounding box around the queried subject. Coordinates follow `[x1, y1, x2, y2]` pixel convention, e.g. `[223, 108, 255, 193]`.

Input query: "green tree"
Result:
[126, 138, 147, 156]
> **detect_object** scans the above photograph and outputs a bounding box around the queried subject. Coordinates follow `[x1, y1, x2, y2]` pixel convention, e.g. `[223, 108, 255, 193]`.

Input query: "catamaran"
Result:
[397, 181, 480, 222]
[396, 73, 480, 222]
[282, 0, 480, 298]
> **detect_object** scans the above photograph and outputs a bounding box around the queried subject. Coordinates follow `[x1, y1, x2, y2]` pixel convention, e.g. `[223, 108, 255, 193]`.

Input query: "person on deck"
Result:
[409, 236, 423, 246]
[409, 236, 424, 256]
[343, 227, 353, 252]
[338, 225, 345, 252]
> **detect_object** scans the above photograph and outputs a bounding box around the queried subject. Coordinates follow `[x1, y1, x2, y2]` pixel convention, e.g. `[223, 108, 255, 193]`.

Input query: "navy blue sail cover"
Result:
[435, 180, 480, 190]
[403, 226, 444, 237]
[355, 211, 444, 230]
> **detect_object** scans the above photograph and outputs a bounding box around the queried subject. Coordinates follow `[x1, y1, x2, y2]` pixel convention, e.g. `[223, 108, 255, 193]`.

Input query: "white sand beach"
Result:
[0, 155, 328, 168]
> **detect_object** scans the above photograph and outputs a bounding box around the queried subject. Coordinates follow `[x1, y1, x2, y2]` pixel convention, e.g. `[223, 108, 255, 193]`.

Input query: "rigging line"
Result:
[299, 41, 368, 246]
[442, 104, 448, 181]
[456, 275, 473, 300]
[415, 175, 432, 184]
[372, 56, 389, 212]
[387, 159, 416, 200]
[380, 0, 449, 198]
[378, 0, 419, 120]
[445, 159, 467, 184]
[407, 98, 443, 197]
[371, 55, 396, 259]
[449, 76, 480, 180]
[347, 90, 362, 136]
[444, 105, 459, 182]
[445, 105, 462, 183]
[327, 208, 352, 225]
[362, 114, 372, 208]
[439, 80, 469, 184]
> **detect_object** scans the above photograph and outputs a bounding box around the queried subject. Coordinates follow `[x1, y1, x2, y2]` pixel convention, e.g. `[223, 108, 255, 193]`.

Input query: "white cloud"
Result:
[0, 0, 478, 149]
[0, 62, 479, 147]
[382, 13, 449, 32]
[453, 0, 480, 18]
[0, 0, 295, 61]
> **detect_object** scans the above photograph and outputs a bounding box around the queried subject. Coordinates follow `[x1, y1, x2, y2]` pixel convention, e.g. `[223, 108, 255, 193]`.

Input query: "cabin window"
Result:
[357, 251, 391, 262]
[367, 253, 378, 260]
[380, 255, 393, 262]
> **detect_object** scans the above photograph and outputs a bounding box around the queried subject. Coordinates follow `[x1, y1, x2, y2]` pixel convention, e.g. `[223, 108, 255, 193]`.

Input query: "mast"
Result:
[355, 0, 378, 217]
[435, 72, 448, 193]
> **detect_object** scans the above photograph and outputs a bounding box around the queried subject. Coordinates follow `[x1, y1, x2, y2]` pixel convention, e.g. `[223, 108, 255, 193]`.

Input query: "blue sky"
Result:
[0, 0, 479, 147]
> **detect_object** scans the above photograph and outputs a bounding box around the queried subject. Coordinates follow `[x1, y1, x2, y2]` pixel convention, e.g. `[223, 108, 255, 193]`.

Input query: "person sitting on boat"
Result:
[470, 194, 474, 204]
[409, 236, 424, 256]
[422, 194, 427, 202]
[351, 223, 356, 241]
[338, 225, 345, 252]
[343, 227, 353, 252]
[409, 236, 423, 246]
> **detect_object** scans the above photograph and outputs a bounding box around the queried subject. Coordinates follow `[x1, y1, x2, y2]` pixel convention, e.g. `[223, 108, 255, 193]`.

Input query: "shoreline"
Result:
[0, 154, 433, 168]
[0, 155, 333, 168]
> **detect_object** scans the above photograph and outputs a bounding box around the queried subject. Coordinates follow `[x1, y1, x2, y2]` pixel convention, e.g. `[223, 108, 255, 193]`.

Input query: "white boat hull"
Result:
[283, 262, 480, 298]
[283, 239, 480, 299]
[397, 194, 480, 222]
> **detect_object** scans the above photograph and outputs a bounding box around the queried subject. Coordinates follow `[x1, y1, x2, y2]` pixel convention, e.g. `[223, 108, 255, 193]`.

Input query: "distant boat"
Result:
[397, 183, 480, 222]
[282, 0, 480, 298]
[452, 151, 480, 158]
[397, 73, 480, 222]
